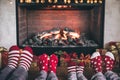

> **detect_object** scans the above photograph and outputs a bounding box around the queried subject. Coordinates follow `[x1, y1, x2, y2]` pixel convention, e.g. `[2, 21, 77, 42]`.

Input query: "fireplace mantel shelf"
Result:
[17, 3, 103, 9]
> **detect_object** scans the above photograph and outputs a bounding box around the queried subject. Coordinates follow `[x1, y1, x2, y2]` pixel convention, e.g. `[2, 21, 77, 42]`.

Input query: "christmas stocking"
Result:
[35, 53, 48, 80]
[19, 46, 33, 71]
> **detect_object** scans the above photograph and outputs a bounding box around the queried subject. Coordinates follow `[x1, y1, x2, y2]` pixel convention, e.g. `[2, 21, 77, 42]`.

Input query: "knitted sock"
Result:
[38, 53, 49, 72]
[8, 45, 20, 69]
[76, 61, 85, 73]
[49, 54, 58, 74]
[67, 60, 76, 73]
[77, 61, 87, 80]
[67, 60, 77, 80]
[91, 52, 102, 73]
[104, 52, 115, 71]
[19, 46, 33, 71]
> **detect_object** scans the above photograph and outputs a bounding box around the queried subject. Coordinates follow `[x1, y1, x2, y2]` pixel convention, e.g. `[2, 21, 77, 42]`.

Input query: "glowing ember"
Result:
[23, 27, 98, 47]
[39, 28, 80, 40]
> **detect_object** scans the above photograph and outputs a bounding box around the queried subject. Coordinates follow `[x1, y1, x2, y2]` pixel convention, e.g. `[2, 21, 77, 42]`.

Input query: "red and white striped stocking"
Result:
[49, 54, 58, 73]
[8, 45, 20, 69]
[19, 46, 33, 71]
[104, 52, 115, 71]
[38, 53, 49, 72]
[91, 52, 102, 73]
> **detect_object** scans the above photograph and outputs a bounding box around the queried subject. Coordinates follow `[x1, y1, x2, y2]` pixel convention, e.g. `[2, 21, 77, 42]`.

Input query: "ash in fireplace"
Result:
[22, 27, 98, 47]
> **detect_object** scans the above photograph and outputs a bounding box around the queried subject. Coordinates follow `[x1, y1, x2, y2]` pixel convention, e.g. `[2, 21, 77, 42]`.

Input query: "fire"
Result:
[39, 28, 80, 40]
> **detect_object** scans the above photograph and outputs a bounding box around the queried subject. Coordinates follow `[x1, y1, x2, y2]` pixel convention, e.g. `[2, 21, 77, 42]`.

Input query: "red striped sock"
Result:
[19, 46, 33, 71]
[76, 61, 85, 73]
[8, 45, 20, 69]
[67, 61, 76, 73]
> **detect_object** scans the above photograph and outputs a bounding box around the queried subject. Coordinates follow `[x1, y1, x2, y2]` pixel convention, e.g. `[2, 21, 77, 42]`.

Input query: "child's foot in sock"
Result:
[35, 53, 48, 80]
[19, 46, 33, 71]
[104, 52, 115, 71]
[91, 52, 102, 73]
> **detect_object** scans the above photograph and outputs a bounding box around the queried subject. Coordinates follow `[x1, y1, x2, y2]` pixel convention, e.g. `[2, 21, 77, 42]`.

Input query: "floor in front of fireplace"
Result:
[28, 66, 120, 80]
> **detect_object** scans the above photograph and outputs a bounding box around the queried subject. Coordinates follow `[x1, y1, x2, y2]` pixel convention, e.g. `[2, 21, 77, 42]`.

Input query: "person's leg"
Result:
[35, 54, 48, 80]
[66, 60, 77, 80]
[8, 46, 33, 80]
[0, 45, 20, 80]
[47, 54, 58, 80]
[76, 61, 87, 80]
[91, 52, 106, 80]
[104, 52, 120, 80]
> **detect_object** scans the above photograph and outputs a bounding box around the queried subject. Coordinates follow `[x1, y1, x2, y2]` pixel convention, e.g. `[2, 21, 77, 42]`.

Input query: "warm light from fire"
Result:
[39, 29, 80, 40]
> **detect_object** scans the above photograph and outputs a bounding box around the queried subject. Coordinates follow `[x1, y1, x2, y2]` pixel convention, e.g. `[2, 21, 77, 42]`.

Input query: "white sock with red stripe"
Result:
[91, 52, 102, 73]
[67, 61, 76, 73]
[104, 52, 115, 71]
[49, 54, 58, 74]
[76, 61, 85, 73]
[8, 45, 20, 69]
[38, 53, 49, 72]
[19, 46, 33, 71]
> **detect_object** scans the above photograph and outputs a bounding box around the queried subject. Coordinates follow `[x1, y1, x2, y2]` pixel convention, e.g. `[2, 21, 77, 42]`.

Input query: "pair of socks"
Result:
[8, 45, 33, 71]
[91, 51, 115, 73]
[67, 60, 87, 80]
[35, 53, 58, 80]
[0, 45, 33, 80]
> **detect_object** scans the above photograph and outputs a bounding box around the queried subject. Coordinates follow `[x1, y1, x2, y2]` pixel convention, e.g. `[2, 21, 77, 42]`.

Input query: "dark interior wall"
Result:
[90, 6, 103, 46]
[18, 7, 27, 45]
[27, 9, 91, 36]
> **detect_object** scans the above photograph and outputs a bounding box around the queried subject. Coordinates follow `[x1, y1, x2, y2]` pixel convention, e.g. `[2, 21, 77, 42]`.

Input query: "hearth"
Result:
[16, 0, 105, 55]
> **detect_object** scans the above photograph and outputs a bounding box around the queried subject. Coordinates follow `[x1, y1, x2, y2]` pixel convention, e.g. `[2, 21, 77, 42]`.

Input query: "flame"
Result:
[39, 28, 80, 40]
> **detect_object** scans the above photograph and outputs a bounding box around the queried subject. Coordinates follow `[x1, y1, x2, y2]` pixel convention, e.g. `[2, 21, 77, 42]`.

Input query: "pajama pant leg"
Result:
[35, 70, 47, 80]
[8, 66, 28, 80]
[104, 71, 120, 80]
[91, 72, 106, 80]
[0, 66, 15, 80]
[47, 72, 58, 80]
[67, 72, 77, 80]
[77, 73, 88, 80]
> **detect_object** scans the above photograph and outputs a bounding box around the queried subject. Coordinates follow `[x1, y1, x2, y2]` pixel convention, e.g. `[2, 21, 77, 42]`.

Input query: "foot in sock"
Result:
[47, 54, 58, 80]
[104, 52, 115, 72]
[19, 46, 33, 71]
[8, 45, 20, 69]
[67, 54, 77, 80]
[49, 54, 58, 73]
[35, 53, 48, 80]
[91, 52, 102, 73]
[76, 59, 87, 80]
[0, 45, 20, 80]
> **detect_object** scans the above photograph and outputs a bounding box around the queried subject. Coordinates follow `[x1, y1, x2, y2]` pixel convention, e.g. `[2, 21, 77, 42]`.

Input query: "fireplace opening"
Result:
[16, 0, 105, 55]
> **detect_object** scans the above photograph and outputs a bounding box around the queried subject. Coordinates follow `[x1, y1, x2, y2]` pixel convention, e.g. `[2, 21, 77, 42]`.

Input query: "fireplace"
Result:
[16, 0, 105, 55]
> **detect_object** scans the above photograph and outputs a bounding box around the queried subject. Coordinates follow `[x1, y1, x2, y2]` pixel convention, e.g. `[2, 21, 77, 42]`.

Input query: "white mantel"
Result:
[0, 0, 120, 49]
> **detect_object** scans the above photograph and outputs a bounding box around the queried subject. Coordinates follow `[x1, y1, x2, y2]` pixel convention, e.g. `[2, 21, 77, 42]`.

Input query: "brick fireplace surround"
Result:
[17, 0, 105, 54]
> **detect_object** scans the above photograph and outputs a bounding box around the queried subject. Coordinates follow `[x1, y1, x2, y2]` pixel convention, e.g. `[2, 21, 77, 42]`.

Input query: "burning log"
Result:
[23, 27, 98, 47]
